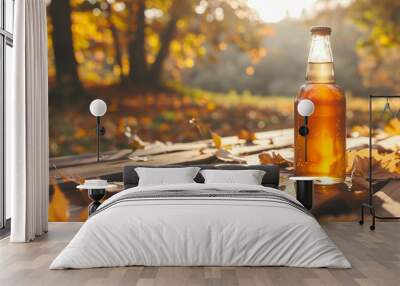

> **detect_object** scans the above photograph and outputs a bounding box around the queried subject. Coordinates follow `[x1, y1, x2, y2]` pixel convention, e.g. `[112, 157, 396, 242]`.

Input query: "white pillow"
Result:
[200, 169, 266, 185]
[135, 167, 200, 186]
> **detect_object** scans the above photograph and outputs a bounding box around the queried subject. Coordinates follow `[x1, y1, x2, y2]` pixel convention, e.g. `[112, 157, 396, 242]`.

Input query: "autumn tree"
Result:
[48, 0, 269, 90]
[84, 0, 267, 87]
[105, 2, 126, 84]
[49, 0, 83, 102]
[137, 0, 268, 87]
[128, 0, 147, 83]
[351, 0, 400, 92]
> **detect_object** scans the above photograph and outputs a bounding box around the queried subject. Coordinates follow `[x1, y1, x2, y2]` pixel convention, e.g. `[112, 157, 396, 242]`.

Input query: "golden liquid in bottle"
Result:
[294, 62, 346, 184]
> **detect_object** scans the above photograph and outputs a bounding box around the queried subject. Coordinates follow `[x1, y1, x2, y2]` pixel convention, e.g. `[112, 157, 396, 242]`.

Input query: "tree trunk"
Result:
[149, 0, 191, 86]
[106, 5, 125, 85]
[148, 15, 179, 86]
[49, 0, 82, 100]
[128, 0, 148, 84]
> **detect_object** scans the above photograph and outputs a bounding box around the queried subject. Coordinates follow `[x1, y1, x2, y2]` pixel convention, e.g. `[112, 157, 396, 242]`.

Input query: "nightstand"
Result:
[77, 180, 115, 215]
[289, 176, 318, 210]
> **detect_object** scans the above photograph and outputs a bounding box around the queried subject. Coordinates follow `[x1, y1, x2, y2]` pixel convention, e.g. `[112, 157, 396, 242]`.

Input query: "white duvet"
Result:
[50, 183, 351, 269]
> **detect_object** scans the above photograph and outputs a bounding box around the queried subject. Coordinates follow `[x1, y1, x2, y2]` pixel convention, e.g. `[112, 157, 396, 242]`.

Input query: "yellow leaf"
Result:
[350, 153, 400, 180]
[211, 131, 222, 149]
[350, 125, 369, 137]
[384, 118, 400, 135]
[48, 184, 70, 222]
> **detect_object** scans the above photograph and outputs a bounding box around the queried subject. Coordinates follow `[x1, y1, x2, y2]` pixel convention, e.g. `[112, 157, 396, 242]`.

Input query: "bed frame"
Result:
[123, 164, 280, 189]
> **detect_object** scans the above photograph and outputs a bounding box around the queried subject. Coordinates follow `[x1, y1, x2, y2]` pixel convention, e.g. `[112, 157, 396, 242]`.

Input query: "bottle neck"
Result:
[306, 34, 335, 83]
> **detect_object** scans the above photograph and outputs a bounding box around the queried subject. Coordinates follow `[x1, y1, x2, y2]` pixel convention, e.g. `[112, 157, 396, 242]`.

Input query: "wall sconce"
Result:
[297, 99, 315, 162]
[89, 99, 107, 162]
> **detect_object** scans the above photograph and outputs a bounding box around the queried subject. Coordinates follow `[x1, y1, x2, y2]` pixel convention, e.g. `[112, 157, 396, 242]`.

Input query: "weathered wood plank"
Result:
[50, 149, 133, 168]
[50, 149, 216, 183]
[50, 129, 295, 168]
[375, 135, 400, 150]
[131, 128, 294, 157]
[131, 141, 210, 157]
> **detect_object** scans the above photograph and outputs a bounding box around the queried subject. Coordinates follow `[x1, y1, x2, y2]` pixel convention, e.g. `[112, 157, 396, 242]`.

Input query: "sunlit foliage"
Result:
[47, 0, 271, 87]
[351, 0, 400, 92]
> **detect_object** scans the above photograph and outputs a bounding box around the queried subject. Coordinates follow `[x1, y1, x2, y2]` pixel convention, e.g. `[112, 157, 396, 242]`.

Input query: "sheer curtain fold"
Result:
[8, 0, 49, 242]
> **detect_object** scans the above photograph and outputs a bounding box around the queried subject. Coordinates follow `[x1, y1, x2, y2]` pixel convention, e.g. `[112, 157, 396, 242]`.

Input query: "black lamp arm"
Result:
[97, 126, 106, 136]
[304, 116, 308, 161]
[96, 117, 106, 136]
[96, 117, 106, 162]
[298, 116, 309, 162]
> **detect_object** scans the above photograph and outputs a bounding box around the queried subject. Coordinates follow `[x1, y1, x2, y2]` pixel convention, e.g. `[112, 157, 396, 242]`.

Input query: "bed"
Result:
[50, 164, 351, 269]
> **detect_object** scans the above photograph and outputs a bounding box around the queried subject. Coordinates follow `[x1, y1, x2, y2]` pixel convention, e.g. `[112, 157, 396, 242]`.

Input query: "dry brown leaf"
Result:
[349, 146, 400, 192]
[346, 148, 394, 174]
[53, 169, 83, 185]
[211, 131, 222, 149]
[350, 125, 369, 138]
[347, 149, 377, 174]
[379, 152, 400, 174]
[384, 118, 400, 135]
[215, 149, 246, 163]
[238, 129, 257, 143]
[347, 146, 400, 175]
[131, 134, 146, 150]
[351, 155, 400, 180]
[258, 151, 293, 167]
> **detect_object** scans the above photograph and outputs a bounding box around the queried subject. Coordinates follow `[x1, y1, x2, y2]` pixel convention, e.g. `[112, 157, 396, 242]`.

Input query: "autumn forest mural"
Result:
[47, 0, 400, 222]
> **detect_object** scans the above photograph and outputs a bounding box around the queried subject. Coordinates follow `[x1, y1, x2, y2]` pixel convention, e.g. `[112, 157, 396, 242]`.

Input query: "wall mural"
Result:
[47, 0, 400, 222]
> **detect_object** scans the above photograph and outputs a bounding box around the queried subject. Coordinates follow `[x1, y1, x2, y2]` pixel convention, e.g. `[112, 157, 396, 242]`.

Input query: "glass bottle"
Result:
[294, 26, 346, 184]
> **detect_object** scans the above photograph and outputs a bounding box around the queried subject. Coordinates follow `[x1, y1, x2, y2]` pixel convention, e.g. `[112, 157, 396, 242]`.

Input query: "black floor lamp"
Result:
[89, 99, 107, 162]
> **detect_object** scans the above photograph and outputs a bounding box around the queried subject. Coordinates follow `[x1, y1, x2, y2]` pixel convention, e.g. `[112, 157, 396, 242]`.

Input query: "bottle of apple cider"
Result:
[294, 26, 346, 184]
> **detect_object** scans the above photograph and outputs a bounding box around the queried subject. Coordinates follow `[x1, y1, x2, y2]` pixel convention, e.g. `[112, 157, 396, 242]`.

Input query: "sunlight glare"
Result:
[247, 0, 317, 23]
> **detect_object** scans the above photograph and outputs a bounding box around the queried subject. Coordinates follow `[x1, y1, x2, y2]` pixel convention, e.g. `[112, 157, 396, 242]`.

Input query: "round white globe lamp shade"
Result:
[90, 99, 107, 117]
[297, 99, 315, 117]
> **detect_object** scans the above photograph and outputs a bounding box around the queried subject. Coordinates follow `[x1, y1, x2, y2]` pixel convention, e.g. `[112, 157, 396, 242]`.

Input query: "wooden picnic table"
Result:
[49, 128, 400, 221]
[50, 128, 399, 184]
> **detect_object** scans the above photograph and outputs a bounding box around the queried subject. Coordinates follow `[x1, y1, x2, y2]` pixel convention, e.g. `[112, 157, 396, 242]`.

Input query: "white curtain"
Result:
[7, 0, 49, 242]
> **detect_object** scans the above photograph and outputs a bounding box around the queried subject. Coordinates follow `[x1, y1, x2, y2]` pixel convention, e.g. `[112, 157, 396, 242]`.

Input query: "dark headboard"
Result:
[123, 164, 280, 189]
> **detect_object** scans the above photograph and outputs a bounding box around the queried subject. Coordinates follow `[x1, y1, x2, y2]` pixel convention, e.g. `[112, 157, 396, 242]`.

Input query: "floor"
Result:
[0, 222, 399, 286]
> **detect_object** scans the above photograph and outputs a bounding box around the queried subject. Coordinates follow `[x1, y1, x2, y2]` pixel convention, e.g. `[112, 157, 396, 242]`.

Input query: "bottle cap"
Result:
[310, 26, 332, 35]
